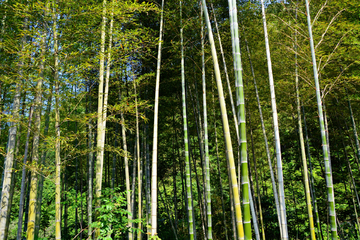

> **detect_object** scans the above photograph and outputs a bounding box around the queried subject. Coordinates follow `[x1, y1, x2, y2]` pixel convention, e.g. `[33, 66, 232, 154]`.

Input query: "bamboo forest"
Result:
[0, 0, 359, 239]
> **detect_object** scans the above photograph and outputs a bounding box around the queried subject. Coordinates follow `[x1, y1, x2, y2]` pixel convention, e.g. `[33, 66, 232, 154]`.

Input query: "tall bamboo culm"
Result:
[95, 0, 107, 238]
[304, 0, 337, 238]
[347, 89, 360, 163]
[295, 27, 316, 240]
[201, 5, 212, 238]
[53, 0, 61, 238]
[151, 0, 164, 236]
[0, 6, 24, 239]
[260, 0, 288, 238]
[227, 0, 252, 238]
[27, 14, 46, 239]
[180, 0, 195, 240]
[181, 2, 195, 238]
[200, 1, 244, 239]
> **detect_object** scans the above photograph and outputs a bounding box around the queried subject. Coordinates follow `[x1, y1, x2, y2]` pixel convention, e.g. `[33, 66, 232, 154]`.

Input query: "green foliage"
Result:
[91, 188, 141, 240]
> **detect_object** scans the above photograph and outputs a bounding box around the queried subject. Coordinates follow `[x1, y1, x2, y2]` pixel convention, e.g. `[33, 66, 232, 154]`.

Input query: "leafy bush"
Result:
[91, 188, 140, 240]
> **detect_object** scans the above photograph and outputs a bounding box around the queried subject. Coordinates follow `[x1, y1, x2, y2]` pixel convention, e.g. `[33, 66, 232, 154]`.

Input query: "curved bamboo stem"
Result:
[304, 0, 337, 238]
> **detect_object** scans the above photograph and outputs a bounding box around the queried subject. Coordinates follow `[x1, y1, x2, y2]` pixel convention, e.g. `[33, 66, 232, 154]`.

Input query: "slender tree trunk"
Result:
[88, 86, 94, 239]
[145, 109, 150, 238]
[190, 78, 207, 240]
[27, 19, 46, 240]
[120, 87, 132, 240]
[134, 79, 142, 240]
[23, 171, 31, 236]
[227, 0, 252, 238]
[212, 3, 242, 194]
[131, 144, 137, 234]
[295, 13, 315, 239]
[304, 1, 337, 238]
[188, 85, 206, 239]
[260, 0, 288, 238]
[302, 105, 323, 239]
[112, 123, 118, 191]
[242, 23, 281, 238]
[0, 15, 24, 240]
[201, 1, 244, 238]
[16, 106, 33, 240]
[181, 3, 195, 236]
[211, 4, 239, 145]
[201, 13, 212, 238]
[95, 0, 107, 237]
[53, 2, 61, 237]
[248, 111, 265, 240]
[34, 82, 53, 240]
[151, 0, 164, 236]
[172, 114, 178, 233]
[350, 179, 360, 238]
[161, 182, 179, 240]
[0, 0, 7, 113]
[347, 89, 360, 164]
[212, 86, 229, 240]
[339, 128, 360, 210]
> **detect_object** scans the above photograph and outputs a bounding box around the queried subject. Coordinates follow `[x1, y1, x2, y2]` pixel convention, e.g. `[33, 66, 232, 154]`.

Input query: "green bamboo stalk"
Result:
[145, 108, 150, 238]
[200, 1, 244, 238]
[350, 179, 360, 238]
[294, 4, 315, 237]
[150, 0, 164, 236]
[227, 0, 252, 238]
[17, 105, 33, 240]
[181, 2, 194, 238]
[295, 50, 316, 240]
[135, 80, 142, 240]
[120, 87, 132, 240]
[27, 17, 46, 239]
[347, 89, 360, 164]
[248, 110, 266, 240]
[304, 1, 337, 238]
[34, 84, 53, 240]
[202, 23, 212, 238]
[302, 105, 323, 240]
[188, 83, 207, 239]
[95, 0, 107, 238]
[53, 1, 61, 236]
[339, 126, 360, 211]
[212, 84, 229, 240]
[241, 22, 281, 238]
[172, 114, 179, 233]
[211, 3, 239, 144]
[88, 84, 94, 239]
[259, 0, 288, 238]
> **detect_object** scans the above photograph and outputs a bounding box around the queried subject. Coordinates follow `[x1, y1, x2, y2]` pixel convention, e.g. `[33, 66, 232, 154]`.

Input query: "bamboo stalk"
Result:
[304, 0, 337, 238]
[200, 1, 244, 238]
[295, 4, 315, 237]
[227, 0, 252, 238]
[95, 0, 107, 238]
[150, 0, 164, 236]
[181, 16, 195, 234]
[259, 0, 289, 238]
[53, 1, 61, 237]
[27, 16, 46, 239]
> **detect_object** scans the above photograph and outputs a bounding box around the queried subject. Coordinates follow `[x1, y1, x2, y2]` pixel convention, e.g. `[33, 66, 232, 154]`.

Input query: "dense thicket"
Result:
[0, 0, 359, 239]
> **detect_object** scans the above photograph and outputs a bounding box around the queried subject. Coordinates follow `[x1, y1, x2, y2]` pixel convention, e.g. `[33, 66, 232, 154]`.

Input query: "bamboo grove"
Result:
[0, 0, 359, 239]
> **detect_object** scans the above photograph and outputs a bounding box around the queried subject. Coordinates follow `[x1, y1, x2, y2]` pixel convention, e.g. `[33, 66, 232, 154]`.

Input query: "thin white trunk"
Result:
[151, 0, 164, 236]
[260, 0, 288, 238]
